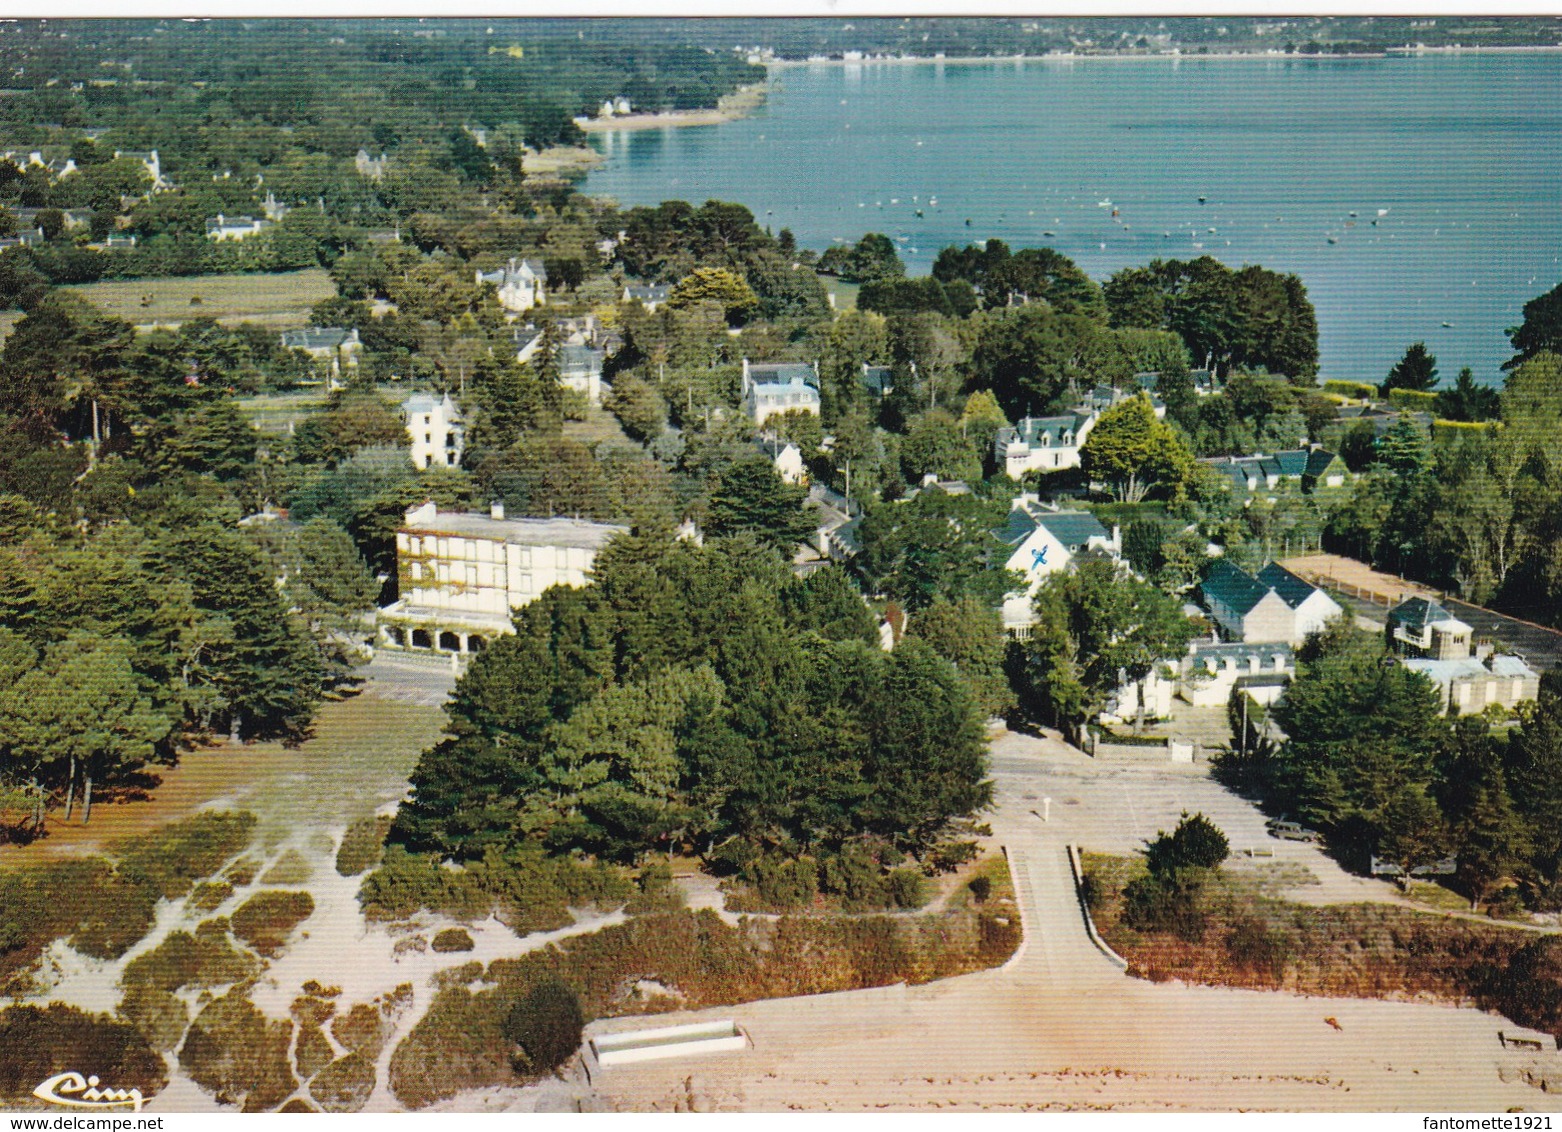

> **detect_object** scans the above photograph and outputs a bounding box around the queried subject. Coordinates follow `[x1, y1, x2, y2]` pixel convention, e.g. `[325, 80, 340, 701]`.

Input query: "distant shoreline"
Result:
[764, 45, 1562, 67]
[574, 82, 766, 134]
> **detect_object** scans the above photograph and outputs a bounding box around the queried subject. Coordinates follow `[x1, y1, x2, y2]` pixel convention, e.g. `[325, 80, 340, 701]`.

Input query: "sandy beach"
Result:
[541, 731, 1561, 1113]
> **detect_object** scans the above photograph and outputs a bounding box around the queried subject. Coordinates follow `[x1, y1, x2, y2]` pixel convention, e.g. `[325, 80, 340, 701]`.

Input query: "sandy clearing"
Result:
[0, 658, 451, 862]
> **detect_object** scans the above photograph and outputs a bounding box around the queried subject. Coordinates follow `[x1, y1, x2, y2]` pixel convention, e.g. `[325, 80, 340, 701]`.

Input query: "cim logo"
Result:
[32, 1072, 143, 1112]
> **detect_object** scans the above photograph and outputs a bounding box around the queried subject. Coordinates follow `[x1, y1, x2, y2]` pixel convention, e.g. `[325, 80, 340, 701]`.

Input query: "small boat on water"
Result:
[1097, 198, 1112, 207]
[1441, 321, 1453, 328]
[914, 209, 923, 218]
[1326, 236, 1338, 244]
[1043, 230, 1057, 237]
[1198, 195, 1207, 204]
[1377, 208, 1390, 217]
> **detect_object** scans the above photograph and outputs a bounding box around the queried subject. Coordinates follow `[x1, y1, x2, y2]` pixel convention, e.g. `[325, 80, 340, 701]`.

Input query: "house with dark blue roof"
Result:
[557, 344, 606, 405]
[622, 282, 671, 310]
[993, 412, 1096, 478]
[993, 498, 1121, 634]
[1200, 559, 1343, 645]
[861, 364, 896, 399]
[742, 358, 820, 425]
[1200, 447, 1348, 495]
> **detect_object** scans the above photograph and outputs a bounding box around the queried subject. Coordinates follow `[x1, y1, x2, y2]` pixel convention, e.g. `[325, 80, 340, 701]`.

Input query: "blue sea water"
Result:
[583, 55, 1562, 387]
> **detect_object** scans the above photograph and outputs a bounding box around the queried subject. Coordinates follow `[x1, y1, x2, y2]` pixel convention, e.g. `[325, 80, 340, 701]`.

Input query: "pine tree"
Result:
[1383, 341, 1438, 393]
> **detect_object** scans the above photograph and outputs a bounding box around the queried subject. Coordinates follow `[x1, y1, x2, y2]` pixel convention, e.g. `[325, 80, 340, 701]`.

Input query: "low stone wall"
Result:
[1066, 844, 1128, 972]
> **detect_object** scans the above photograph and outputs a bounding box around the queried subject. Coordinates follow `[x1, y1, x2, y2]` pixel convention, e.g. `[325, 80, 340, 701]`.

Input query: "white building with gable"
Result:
[477, 258, 548, 313]
[992, 498, 1122, 635]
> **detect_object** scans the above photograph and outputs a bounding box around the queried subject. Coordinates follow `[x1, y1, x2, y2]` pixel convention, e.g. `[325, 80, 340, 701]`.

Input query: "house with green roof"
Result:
[1200, 559, 1343, 645]
[1200, 447, 1348, 495]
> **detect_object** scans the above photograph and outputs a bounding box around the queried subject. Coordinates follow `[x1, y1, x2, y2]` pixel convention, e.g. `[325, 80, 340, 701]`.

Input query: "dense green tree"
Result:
[933, 241, 1103, 318]
[1506, 279, 1562, 370]
[292, 391, 409, 467]
[814, 309, 889, 420]
[855, 640, 993, 848]
[858, 275, 978, 319]
[603, 374, 667, 444]
[146, 401, 258, 482]
[1268, 627, 1445, 864]
[1021, 558, 1198, 735]
[1505, 692, 1562, 885]
[1383, 341, 1438, 393]
[0, 635, 170, 823]
[898, 408, 982, 485]
[743, 250, 831, 321]
[967, 303, 1095, 420]
[1143, 811, 1229, 875]
[1103, 257, 1318, 380]
[816, 232, 904, 283]
[958, 389, 1009, 463]
[1435, 367, 1501, 422]
[503, 980, 584, 1075]
[476, 435, 616, 522]
[1080, 394, 1194, 503]
[1122, 518, 1170, 577]
[539, 665, 722, 856]
[705, 457, 815, 553]
[667, 266, 758, 326]
[782, 564, 879, 645]
[905, 596, 1016, 718]
[156, 524, 323, 740]
[1438, 720, 1530, 910]
[854, 489, 1020, 610]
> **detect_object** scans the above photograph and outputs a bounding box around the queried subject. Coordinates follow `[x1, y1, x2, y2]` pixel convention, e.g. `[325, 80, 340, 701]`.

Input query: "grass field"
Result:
[237, 384, 413, 433]
[819, 275, 860, 312]
[562, 402, 634, 448]
[0, 268, 336, 339]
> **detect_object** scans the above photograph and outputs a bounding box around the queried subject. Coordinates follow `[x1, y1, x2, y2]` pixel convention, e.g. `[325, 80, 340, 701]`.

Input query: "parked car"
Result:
[1267, 820, 1321, 843]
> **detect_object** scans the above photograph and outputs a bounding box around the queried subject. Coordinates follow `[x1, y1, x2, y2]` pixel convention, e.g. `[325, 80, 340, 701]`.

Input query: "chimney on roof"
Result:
[490, 500, 506, 521]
